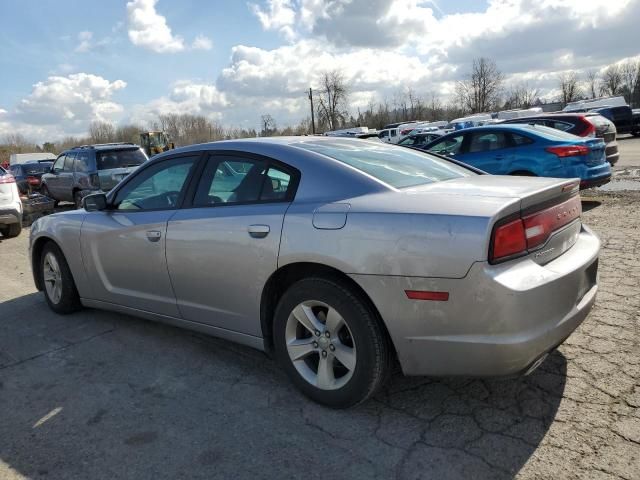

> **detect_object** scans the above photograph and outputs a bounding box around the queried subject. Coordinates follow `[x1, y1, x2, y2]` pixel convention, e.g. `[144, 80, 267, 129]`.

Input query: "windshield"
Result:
[295, 140, 474, 188]
[96, 148, 148, 170]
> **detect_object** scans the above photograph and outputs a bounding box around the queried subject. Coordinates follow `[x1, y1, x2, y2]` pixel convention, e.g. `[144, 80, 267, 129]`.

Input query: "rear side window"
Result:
[510, 133, 534, 146]
[96, 148, 147, 171]
[296, 139, 473, 189]
[193, 157, 293, 206]
[468, 132, 509, 152]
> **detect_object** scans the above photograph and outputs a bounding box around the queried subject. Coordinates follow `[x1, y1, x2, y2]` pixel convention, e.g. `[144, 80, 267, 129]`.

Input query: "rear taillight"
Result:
[89, 173, 100, 188]
[579, 119, 596, 137]
[0, 174, 16, 184]
[490, 194, 582, 263]
[27, 176, 40, 185]
[545, 145, 589, 157]
[491, 218, 527, 261]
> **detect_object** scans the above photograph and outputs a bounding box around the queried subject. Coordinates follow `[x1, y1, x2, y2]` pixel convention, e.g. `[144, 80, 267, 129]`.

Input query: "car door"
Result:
[80, 154, 200, 316]
[166, 153, 298, 336]
[457, 130, 512, 174]
[45, 154, 66, 198]
[58, 152, 77, 201]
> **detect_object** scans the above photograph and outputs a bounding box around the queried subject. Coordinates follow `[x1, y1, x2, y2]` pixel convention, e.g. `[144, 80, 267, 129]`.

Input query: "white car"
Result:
[0, 166, 23, 238]
[377, 128, 400, 143]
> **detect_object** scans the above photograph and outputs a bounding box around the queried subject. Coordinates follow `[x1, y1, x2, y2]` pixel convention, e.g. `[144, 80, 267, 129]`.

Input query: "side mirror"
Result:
[83, 193, 108, 212]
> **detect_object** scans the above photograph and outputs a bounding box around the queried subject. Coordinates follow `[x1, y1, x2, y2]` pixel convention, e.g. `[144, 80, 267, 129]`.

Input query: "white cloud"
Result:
[126, 0, 185, 53]
[128, 81, 229, 125]
[75, 31, 93, 53]
[1, 74, 127, 140]
[192, 35, 213, 51]
[249, 0, 296, 39]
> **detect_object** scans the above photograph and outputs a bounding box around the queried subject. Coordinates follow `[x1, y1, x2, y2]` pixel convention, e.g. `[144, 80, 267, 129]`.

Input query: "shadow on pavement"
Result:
[0, 292, 566, 479]
[581, 199, 602, 212]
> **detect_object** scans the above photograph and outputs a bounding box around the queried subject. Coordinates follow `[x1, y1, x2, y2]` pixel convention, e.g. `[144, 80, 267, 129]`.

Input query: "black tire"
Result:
[74, 191, 84, 209]
[0, 223, 21, 238]
[273, 277, 392, 408]
[41, 184, 59, 207]
[40, 242, 82, 314]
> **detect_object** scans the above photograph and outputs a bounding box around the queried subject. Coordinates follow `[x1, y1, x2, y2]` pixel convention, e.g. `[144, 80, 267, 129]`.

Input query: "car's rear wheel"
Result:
[274, 277, 391, 408]
[40, 242, 82, 314]
[41, 184, 59, 207]
[0, 223, 21, 238]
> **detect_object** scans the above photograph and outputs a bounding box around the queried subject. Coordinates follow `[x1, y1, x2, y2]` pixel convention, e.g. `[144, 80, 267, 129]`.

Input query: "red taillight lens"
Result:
[490, 194, 582, 263]
[545, 145, 589, 157]
[491, 218, 527, 262]
[27, 176, 40, 185]
[579, 119, 596, 137]
[0, 173, 16, 184]
[522, 195, 581, 249]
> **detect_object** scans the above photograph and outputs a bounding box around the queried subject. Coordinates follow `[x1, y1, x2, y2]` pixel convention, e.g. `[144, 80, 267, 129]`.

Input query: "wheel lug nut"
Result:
[314, 330, 320, 337]
[313, 342, 318, 348]
[321, 350, 327, 358]
[329, 345, 335, 351]
[324, 331, 330, 338]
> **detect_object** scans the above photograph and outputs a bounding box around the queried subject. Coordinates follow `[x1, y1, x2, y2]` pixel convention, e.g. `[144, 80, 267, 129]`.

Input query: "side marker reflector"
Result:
[405, 290, 449, 301]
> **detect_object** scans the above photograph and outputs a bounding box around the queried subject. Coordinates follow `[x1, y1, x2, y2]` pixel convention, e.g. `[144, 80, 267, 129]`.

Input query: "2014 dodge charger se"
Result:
[30, 138, 599, 408]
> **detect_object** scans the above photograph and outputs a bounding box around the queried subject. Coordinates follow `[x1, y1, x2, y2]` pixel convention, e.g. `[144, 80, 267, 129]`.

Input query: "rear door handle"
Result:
[248, 224, 270, 238]
[146, 230, 162, 242]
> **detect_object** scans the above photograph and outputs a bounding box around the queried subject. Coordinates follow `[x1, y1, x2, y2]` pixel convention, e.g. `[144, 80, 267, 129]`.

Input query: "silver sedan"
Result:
[30, 137, 599, 408]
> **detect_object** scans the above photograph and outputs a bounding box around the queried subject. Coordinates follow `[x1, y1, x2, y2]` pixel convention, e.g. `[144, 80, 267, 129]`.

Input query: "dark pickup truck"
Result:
[589, 106, 640, 136]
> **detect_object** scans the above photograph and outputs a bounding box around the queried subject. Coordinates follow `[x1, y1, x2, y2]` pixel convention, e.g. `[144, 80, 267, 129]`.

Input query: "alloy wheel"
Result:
[43, 252, 62, 304]
[285, 300, 357, 390]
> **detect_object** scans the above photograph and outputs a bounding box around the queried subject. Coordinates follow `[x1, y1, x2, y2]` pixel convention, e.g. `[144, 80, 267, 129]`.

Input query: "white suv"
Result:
[0, 166, 23, 238]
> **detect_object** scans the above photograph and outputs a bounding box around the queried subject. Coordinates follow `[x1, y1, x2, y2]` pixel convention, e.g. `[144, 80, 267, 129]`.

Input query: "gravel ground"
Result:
[0, 148, 639, 479]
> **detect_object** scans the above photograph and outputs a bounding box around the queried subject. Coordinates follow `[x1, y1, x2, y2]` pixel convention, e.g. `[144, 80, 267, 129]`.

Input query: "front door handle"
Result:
[248, 224, 270, 238]
[146, 230, 162, 242]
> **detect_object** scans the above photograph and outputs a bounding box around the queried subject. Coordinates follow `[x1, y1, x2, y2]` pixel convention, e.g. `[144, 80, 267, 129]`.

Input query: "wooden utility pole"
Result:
[308, 87, 316, 134]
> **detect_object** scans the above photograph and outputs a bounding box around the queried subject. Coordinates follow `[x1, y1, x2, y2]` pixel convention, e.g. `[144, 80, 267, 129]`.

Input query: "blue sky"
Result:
[0, 0, 638, 142]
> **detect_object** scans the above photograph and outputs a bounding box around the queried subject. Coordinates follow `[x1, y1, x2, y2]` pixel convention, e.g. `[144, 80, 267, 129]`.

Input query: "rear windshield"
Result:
[295, 140, 474, 188]
[23, 163, 52, 174]
[519, 125, 580, 141]
[96, 148, 147, 170]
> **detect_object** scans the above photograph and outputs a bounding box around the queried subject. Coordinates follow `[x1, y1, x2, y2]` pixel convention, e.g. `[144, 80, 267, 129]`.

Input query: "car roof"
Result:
[66, 143, 140, 153]
[438, 124, 542, 135]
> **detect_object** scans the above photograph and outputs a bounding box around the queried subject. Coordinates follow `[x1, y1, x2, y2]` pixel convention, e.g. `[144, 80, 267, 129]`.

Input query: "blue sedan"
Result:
[421, 124, 611, 188]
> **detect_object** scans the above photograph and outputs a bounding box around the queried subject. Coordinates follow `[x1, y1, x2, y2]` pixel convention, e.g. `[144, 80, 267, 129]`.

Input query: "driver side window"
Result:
[114, 156, 197, 211]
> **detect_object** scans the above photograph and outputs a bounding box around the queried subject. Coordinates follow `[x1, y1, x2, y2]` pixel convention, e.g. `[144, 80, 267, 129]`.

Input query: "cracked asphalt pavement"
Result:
[1, 149, 639, 479]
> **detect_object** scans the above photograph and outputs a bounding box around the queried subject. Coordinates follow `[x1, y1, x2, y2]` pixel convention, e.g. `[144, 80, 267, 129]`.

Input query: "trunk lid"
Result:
[583, 138, 607, 166]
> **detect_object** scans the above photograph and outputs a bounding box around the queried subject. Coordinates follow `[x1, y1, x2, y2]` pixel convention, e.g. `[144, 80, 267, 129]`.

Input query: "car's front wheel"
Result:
[274, 277, 391, 408]
[40, 242, 82, 314]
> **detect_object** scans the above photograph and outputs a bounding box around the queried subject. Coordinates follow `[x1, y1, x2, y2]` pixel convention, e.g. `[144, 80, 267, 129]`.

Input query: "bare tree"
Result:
[601, 64, 623, 96]
[316, 71, 350, 131]
[260, 114, 277, 136]
[620, 60, 640, 107]
[504, 82, 539, 109]
[89, 121, 116, 144]
[455, 58, 504, 113]
[585, 69, 599, 99]
[558, 71, 582, 105]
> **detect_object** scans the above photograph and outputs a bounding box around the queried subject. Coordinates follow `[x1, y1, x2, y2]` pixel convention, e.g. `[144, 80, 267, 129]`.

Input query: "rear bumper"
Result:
[580, 174, 611, 189]
[351, 225, 600, 377]
[0, 207, 22, 225]
[605, 141, 619, 165]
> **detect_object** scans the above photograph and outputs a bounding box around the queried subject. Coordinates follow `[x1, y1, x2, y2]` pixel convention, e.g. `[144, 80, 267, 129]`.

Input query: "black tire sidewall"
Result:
[40, 242, 81, 314]
[273, 277, 388, 408]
